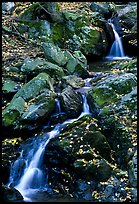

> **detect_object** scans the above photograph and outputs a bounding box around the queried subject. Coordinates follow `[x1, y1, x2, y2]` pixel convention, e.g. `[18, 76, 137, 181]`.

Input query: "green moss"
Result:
[51, 23, 65, 45]
[3, 110, 20, 126]
[3, 96, 25, 126]
[90, 86, 118, 107]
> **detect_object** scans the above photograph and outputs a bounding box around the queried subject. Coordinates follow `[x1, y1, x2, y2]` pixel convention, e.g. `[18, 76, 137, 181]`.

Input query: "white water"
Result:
[7, 93, 91, 202]
[106, 19, 132, 60]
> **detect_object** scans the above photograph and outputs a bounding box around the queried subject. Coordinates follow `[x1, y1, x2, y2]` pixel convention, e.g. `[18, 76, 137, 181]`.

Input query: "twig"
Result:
[38, 3, 56, 16]
[2, 25, 26, 40]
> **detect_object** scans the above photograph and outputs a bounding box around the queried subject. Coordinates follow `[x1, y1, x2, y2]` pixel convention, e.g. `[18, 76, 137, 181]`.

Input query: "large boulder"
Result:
[42, 42, 67, 67]
[2, 184, 23, 202]
[21, 57, 65, 80]
[88, 70, 137, 167]
[42, 42, 89, 78]
[89, 2, 116, 19]
[64, 50, 89, 78]
[2, 73, 56, 129]
[60, 86, 83, 118]
[44, 115, 114, 199]
[63, 10, 108, 57]
[89, 73, 137, 108]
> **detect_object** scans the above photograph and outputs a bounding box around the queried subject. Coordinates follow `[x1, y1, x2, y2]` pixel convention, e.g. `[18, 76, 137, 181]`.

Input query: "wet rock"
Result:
[60, 86, 83, 118]
[2, 184, 23, 202]
[2, 73, 55, 129]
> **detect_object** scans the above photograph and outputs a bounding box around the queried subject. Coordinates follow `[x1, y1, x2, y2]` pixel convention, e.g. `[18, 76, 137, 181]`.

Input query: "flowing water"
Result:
[106, 19, 132, 60]
[6, 15, 134, 201]
[7, 92, 91, 202]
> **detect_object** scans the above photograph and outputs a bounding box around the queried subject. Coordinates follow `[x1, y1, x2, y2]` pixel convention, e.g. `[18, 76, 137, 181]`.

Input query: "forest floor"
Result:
[2, 2, 91, 68]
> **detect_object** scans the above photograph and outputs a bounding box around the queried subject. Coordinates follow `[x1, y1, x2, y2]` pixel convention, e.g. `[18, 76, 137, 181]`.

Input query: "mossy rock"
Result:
[62, 75, 85, 89]
[2, 79, 22, 95]
[43, 42, 67, 67]
[21, 89, 56, 122]
[2, 96, 25, 126]
[21, 58, 65, 79]
[13, 72, 54, 101]
[2, 73, 55, 128]
[89, 73, 137, 108]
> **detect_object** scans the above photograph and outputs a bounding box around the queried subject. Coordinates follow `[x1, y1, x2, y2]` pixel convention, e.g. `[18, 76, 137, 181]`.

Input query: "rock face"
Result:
[60, 86, 83, 118]
[89, 72, 137, 108]
[89, 2, 115, 19]
[117, 2, 137, 56]
[88, 66, 137, 167]
[44, 115, 113, 198]
[43, 42, 89, 78]
[2, 73, 56, 130]
[2, 184, 23, 202]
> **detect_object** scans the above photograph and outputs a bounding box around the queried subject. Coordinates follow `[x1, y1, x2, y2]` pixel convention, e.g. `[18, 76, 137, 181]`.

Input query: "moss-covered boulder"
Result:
[89, 2, 116, 19]
[42, 42, 89, 78]
[44, 115, 113, 196]
[21, 57, 65, 80]
[42, 42, 67, 67]
[89, 73, 137, 108]
[21, 89, 56, 122]
[19, 2, 61, 22]
[2, 79, 22, 96]
[64, 50, 89, 78]
[2, 73, 56, 129]
[60, 86, 83, 118]
[87, 69, 137, 167]
[61, 10, 108, 57]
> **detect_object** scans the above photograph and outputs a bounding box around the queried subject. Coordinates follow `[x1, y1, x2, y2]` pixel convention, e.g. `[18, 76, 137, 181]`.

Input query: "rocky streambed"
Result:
[2, 2, 137, 202]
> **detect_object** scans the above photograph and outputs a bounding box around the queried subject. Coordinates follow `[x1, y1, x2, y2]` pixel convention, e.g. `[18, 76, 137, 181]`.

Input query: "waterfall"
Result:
[106, 19, 131, 60]
[7, 92, 91, 202]
[55, 97, 61, 114]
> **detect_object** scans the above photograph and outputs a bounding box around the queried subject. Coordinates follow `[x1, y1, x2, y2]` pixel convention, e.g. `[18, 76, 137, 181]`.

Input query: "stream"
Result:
[6, 17, 133, 202]
[7, 92, 91, 202]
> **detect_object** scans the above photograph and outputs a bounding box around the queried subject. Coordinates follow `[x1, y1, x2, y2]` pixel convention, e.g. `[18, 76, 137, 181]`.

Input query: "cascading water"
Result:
[7, 93, 91, 202]
[106, 19, 131, 60]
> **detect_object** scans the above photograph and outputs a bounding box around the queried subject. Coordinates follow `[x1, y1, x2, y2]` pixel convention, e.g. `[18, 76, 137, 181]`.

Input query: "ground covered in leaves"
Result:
[2, 2, 91, 68]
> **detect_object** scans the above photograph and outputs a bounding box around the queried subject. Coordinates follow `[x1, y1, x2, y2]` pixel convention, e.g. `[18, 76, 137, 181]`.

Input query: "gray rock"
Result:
[60, 86, 82, 118]
[2, 2, 15, 11]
